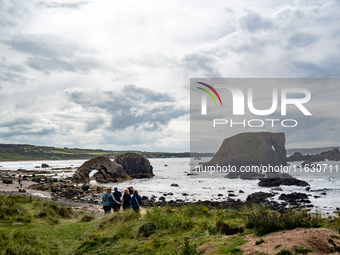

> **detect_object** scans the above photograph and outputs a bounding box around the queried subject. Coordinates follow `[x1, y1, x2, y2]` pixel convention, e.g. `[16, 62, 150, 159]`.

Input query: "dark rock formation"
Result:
[41, 163, 50, 168]
[258, 178, 309, 187]
[246, 192, 275, 204]
[279, 192, 311, 204]
[206, 132, 287, 179]
[287, 148, 340, 162]
[72, 157, 131, 183]
[2, 179, 13, 184]
[115, 153, 154, 178]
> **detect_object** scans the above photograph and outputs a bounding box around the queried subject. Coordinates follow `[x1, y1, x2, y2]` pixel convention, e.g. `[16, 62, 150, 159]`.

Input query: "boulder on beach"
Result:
[115, 153, 154, 178]
[41, 163, 50, 168]
[258, 178, 309, 187]
[72, 157, 131, 183]
[205, 132, 287, 179]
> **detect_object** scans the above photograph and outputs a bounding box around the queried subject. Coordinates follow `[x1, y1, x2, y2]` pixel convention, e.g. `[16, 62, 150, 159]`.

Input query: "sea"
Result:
[1, 158, 339, 215]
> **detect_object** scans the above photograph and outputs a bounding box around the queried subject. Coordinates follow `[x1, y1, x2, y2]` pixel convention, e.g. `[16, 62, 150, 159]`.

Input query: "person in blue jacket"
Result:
[102, 187, 114, 213]
[130, 189, 142, 212]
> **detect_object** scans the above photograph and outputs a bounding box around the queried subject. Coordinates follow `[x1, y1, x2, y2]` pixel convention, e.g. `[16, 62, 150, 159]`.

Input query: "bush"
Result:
[245, 205, 322, 236]
[80, 214, 95, 222]
[255, 238, 265, 245]
[276, 249, 292, 255]
[36, 201, 73, 220]
[295, 247, 312, 254]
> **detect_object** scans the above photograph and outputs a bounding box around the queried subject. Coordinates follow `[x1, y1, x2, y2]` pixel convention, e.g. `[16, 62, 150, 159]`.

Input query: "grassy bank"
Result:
[0, 193, 332, 255]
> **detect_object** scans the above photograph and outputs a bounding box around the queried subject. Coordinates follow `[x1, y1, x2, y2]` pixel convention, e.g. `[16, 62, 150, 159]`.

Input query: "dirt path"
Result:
[240, 228, 340, 255]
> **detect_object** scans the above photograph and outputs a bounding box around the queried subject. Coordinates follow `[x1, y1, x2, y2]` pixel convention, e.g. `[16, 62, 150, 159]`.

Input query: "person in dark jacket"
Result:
[122, 189, 131, 210]
[102, 188, 114, 213]
[112, 187, 122, 212]
[130, 189, 142, 212]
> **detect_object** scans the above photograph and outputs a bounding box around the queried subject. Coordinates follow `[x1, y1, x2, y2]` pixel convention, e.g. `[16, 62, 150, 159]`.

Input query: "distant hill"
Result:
[286, 146, 340, 156]
[0, 143, 212, 161]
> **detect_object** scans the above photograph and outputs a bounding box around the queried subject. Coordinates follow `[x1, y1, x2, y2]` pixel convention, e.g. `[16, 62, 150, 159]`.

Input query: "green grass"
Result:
[0, 194, 329, 255]
[294, 246, 313, 254]
[274, 244, 282, 249]
[276, 249, 292, 255]
[255, 238, 265, 245]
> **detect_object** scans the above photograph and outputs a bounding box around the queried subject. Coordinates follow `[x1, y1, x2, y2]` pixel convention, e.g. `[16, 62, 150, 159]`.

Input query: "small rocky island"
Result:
[205, 132, 287, 178]
[204, 132, 309, 187]
[72, 153, 154, 183]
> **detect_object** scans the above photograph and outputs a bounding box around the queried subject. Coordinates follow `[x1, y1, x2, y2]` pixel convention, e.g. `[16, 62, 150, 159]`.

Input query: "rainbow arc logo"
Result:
[196, 82, 222, 106]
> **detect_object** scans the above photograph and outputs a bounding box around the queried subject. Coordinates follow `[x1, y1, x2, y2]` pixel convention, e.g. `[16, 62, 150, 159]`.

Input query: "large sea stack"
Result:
[72, 153, 154, 183]
[72, 157, 131, 183]
[205, 132, 287, 179]
[115, 153, 154, 178]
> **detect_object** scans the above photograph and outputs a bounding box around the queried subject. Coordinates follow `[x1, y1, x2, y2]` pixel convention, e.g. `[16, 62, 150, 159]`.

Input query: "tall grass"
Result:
[0, 194, 75, 224]
[245, 204, 322, 236]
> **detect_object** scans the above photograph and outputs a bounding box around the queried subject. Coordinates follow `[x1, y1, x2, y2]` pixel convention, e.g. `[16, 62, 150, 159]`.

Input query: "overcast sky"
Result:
[1, 0, 340, 152]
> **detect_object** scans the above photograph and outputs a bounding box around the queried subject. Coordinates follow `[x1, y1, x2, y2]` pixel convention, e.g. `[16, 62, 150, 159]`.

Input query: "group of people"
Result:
[102, 187, 142, 213]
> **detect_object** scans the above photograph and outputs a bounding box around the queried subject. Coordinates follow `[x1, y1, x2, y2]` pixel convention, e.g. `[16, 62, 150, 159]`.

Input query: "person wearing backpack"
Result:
[102, 188, 114, 213]
[130, 189, 142, 212]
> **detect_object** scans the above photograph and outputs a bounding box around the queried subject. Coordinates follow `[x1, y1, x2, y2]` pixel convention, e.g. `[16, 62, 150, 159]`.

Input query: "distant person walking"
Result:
[102, 188, 114, 213]
[112, 187, 122, 212]
[20, 180, 23, 188]
[122, 189, 131, 210]
[130, 190, 142, 213]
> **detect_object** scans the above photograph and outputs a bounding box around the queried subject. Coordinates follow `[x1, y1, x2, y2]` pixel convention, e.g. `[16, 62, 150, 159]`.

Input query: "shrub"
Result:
[245, 206, 322, 236]
[276, 249, 293, 255]
[295, 247, 312, 254]
[80, 214, 95, 222]
[274, 244, 282, 249]
[255, 238, 265, 245]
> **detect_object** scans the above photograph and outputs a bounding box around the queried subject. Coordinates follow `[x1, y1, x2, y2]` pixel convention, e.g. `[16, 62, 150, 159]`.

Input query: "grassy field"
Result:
[0, 193, 332, 255]
[0, 143, 200, 161]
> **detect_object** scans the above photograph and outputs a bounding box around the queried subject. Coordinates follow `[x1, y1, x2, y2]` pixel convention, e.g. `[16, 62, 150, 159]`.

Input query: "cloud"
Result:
[0, 58, 37, 94]
[65, 85, 188, 132]
[3, 34, 101, 74]
[0, 115, 58, 139]
[287, 33, 318, 48]
[85, 115, 104, 132]
[181, 53, 221, 77]
[36, 1, 90, 9]
[0, 0, 31, 27]
[239, 12, 274, 32]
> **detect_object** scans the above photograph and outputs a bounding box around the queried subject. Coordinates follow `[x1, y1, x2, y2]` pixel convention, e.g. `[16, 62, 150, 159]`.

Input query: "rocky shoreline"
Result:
[1, 169, 339, 215]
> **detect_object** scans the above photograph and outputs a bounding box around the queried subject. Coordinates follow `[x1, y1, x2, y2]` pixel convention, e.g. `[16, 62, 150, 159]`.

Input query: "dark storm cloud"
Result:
[239, 12, 274, 32]
[36, 1, 89, 9]
[3, 34, 101, 74]
[65, 85, 188, 132]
